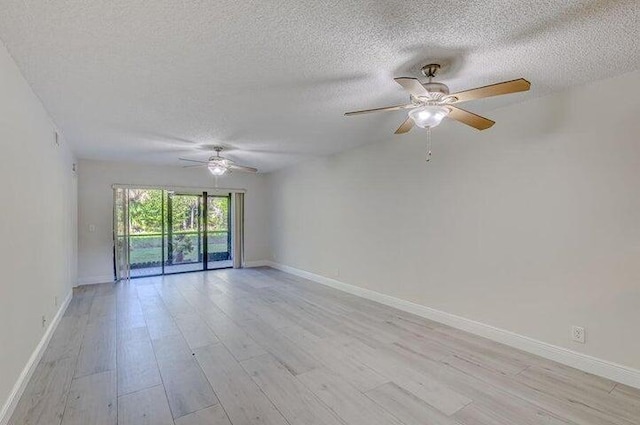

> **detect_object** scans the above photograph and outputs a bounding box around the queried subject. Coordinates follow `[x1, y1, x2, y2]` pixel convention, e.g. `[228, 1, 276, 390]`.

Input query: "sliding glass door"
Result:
[114, 188, 233, 279]
[128, 189, 164, 277]
[206, 195, 231, 267]
[166, 192, 203, 274]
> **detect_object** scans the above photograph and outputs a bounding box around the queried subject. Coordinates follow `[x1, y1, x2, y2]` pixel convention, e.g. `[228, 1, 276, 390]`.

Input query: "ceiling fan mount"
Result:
[420, 63, 441, 79]
[345, 63, 530, 134]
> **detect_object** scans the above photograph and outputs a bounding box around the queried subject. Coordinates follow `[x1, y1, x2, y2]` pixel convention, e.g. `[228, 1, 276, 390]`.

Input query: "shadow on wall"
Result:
[492, 90, 572, 141]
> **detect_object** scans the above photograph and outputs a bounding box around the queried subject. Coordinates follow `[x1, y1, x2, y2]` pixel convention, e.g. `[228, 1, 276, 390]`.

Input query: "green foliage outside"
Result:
[128, 189, 163, 233]
[127, 189, 229, 234]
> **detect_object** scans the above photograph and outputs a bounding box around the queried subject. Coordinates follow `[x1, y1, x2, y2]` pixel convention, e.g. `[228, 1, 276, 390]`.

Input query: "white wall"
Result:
[267, 70, 640, 371]
[0, 40, 77, 415]
[77, 159, 270, 284]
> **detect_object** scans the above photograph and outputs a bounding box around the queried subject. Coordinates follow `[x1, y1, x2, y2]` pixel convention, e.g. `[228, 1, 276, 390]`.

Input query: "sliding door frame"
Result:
[203, 191, 208, 271]
[161, 191, 165, 275]
[112, 187, 131, 282]
[204, 192, 233, 270]
[113, 185, 241, 280]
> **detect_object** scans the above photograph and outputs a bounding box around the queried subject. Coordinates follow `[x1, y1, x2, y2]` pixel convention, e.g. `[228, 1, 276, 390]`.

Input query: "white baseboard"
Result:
[266, 261, 640, 390]
[76, 275, 114, 286]
[0, 290, 73, 425]
[245, 260, 269, 268]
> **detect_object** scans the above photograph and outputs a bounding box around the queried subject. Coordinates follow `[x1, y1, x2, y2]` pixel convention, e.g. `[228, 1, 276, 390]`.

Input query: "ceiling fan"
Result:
[179, 146, 258, 176]
[345, 64, 530, 133]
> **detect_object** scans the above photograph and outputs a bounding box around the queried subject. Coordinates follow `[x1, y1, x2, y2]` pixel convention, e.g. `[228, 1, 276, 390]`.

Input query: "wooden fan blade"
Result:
[447, 106, 495, 130]
[345, 104, 414, 116]
[449, 78, 530, 103]
[179, 158, 208, 164]
[394, 116, 414, 134]
[229, 164, 258, 173]
[182, 164, 208, 168]
[394, 77, 428, 97]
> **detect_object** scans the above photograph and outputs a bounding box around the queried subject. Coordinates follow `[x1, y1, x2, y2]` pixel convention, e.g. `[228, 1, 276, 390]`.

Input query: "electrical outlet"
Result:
[41, 315, 47, 329]
[572, 326, 585, 343]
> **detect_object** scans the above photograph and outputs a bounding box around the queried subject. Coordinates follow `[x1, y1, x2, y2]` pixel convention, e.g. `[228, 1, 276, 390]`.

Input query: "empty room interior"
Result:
[1, 1, 640, 424]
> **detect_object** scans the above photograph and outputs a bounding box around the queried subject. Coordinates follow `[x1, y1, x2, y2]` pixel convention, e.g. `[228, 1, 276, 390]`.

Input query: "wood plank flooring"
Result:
[8, 267, 640, 425]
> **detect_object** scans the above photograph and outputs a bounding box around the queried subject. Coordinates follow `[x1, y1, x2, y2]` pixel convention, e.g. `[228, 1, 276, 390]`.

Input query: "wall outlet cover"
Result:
[572, 326, 585, 344]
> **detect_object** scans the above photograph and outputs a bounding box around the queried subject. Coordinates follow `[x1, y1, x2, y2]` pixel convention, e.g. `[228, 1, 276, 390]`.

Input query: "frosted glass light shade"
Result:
[409, 105, 450, 128]
[208, 163, 227, 176]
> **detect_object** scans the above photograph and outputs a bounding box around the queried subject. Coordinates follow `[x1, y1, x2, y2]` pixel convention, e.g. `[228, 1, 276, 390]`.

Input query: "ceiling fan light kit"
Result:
[208, 162, 228, 176]
[179, 146, 258, 176]
[408, 105, 450, 129]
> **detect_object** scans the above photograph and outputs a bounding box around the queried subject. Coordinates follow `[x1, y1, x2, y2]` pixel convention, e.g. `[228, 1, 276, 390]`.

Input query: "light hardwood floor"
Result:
[8, 267, 640, 425]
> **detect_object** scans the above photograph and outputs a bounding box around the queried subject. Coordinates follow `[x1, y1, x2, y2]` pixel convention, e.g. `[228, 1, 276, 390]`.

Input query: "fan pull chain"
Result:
[426, 127, 432, 162]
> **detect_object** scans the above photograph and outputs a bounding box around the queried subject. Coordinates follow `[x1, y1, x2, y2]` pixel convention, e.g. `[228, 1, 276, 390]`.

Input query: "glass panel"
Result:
[165, 193, 203, 274]
[127, 189, 164, 277]
[207, 195, 231, 268]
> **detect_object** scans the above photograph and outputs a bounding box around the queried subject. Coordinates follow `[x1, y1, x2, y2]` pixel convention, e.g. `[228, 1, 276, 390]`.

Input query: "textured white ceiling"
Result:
[0, 0, 638, 172]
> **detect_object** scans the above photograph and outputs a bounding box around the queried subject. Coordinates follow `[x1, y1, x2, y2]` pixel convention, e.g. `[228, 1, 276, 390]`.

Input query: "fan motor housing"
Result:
[422, 82, 450, 95]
